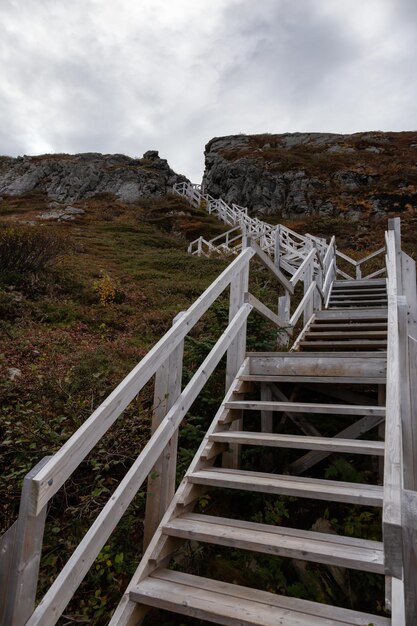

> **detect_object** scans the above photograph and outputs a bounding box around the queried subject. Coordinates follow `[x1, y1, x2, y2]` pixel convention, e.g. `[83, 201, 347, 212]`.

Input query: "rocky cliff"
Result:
[202, 132, 417, 220]
[0, 150, 188, 204]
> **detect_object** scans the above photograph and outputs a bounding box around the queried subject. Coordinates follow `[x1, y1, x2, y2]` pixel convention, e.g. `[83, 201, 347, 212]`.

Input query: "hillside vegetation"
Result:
[0, 190, 278, 624]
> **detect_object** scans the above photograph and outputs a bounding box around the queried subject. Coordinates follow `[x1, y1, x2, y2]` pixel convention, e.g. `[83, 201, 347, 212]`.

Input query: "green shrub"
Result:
[0, 223, 67, 278]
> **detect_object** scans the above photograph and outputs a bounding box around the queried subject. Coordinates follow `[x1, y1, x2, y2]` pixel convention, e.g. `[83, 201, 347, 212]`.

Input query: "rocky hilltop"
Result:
[202, 132, 417, 220]
[0, 150, 188, 204]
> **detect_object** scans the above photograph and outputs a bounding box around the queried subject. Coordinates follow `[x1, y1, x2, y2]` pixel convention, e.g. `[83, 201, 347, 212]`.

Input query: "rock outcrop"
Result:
[202, 132, 417, 219]
[0, 151, 188, 203]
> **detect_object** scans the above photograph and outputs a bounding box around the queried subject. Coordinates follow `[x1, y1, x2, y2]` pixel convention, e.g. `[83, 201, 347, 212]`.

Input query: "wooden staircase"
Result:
[3, 209, 416, 626]
[108, 278, 396, 625]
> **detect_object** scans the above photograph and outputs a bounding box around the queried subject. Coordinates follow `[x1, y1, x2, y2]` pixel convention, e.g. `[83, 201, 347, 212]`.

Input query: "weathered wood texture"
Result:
[29, 247, 255, 516]
[2, 457, 50, 626]
[143, 313, 184, 549]
[402, 489, 417, 625]
[25, 305, 252, 626]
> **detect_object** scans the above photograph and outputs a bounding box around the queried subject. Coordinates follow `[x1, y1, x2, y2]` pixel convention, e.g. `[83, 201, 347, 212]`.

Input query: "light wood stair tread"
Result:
[224, 400, 385, 416]
[188, 468, 384, 506]
[130, 569, 390, 626]
[162, 513, 384, 572]
[299, 340, 387, 349]
[333, 279, 386, 287]
[314, 308, 388, 319]
[241, 374, 385, 383]
[308, 322, 388, 329]
[210, 431, 385, 455]
[305, 330, 387, 338]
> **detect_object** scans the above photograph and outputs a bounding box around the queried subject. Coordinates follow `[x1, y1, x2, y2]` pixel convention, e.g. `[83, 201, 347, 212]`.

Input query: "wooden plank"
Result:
[30, 247, 255, 516]
[289, 281, 316, 327]
[383, 290, 403, 579]
[131, 569, 390, 626]
[362, 267, 387, 279]
[409, 336, 417, 493]
[248, 237, 294, 294]
[299, 340, 387, 349]
[306, 330, 387, 339]
[210, 431, 385, 455]
[388, 217, 403, 294]
[391, 576, 406, 626]
[244, 292, 289, 331]
[225, 260, 250, 469]
[402, 252, 417, 339]
[402, 489, 417, 625]
[25, 306, 252, 626]
[0, 522, 17, 626]
[309, 322, 388, 330]
[289, 248, 316, 287]
[248, 354, 386, 378]
[189, 468, 384, 506]
[143, 312, 184, 549]
[333, 279, 387, 287]
[242, 374, 385, 384]
[162, 513, 384, 572]
[4, 457, 50, 626]
[330, 293, 387, 300]
[314, 308, 388, 319]
[224, 400, 385, 416]
[329, 298, 387, 304]
[288, 414, 385, 475]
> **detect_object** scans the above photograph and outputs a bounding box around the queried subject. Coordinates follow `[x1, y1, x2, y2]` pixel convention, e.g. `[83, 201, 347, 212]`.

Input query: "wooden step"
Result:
[330, 292, 386, 298]
[299, 340, 387, 350]
[130, 569, 390, 625]
[308, 322, 388, 330]
[328, 300, 387, 307]
[210, 431, 385, 455]
[330, 288, 387, 294]
[305, 330, 387, 339]
[162, 513, 384, 573]
[188, 468, 384, 506]
[314, 308, 387, 319]
[223, 400, 385, 416]
[333, 279, 386, 287]
[247, 352, 386, 383]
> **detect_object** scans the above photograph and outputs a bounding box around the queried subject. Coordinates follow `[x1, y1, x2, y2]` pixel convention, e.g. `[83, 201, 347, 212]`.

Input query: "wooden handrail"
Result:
[25, 304, 253, 626]
[30, 247, 255, 516]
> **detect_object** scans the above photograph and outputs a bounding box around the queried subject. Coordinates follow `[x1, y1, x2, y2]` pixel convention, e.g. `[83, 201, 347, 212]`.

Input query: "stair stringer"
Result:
[108, 358, 251, 626]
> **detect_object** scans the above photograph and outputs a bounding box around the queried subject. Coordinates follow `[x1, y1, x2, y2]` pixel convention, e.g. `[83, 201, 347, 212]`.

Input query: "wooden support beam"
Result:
[144, 313, 184, 549]
[2, 457, 51, 626]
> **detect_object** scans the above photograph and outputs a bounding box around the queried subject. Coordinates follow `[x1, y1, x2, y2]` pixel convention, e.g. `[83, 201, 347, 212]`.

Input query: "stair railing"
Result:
[335, 247, 386, 280]
[384, 217, 417, 624]
[175, 182, 329, 275]
[0, 231, 329, 626]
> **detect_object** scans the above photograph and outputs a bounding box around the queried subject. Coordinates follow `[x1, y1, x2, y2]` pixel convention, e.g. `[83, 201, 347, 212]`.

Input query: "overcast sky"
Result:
[1, 0, 416, 181]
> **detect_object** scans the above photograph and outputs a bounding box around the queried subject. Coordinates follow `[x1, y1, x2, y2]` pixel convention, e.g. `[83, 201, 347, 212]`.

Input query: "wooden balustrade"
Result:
[2, 234, 330, 626]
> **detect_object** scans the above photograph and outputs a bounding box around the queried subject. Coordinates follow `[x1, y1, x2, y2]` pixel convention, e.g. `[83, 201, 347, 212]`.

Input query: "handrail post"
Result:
[277, 290, 291, 347]
[143, 312, 184, 549]
[274, 226, 281, 270]
[2, 456, 51, 626]
[223, 239, 250, 469]
[388, 217, 403, 294]
[303, 253, 314, 325]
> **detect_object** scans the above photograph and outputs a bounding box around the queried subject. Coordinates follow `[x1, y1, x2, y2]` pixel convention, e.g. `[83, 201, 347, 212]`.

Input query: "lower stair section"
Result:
[130, 569, 390, 626]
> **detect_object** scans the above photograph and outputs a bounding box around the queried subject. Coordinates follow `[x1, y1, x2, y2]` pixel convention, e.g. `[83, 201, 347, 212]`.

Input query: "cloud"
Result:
[0, 0, 416, 181]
